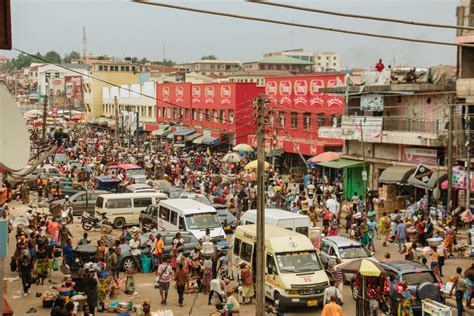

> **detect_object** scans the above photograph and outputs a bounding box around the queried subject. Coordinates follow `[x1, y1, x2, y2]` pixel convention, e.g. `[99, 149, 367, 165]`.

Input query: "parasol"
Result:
[244, 160, 270, 172]
[222, 152, 241, 163]
[233, 143, 254, 153]
[65, 120, 77, 126]
[307, 151, 341, 164]
[334, 258, 385, 277]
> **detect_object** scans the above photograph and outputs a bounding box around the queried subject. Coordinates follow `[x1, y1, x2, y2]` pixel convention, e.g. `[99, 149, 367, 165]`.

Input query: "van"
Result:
[240, 208, 312, 237]
[108, 164, 147, 184]
[125, 184, 155, 193]
[156, 199, 226, 243]
[95, 192, 167, 228]
[232, 225, 329, 312]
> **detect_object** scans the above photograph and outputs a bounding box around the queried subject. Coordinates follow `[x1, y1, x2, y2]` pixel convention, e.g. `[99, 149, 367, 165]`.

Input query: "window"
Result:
[333, 56, 337, 60]
[162, 107, 166, 118]
[206, 110, 210, 121]
[159, 206, 170, 221]
[152, 206, 158, 217]
[279, 112, 285, 127]
[192, 109, 197, 121]
[134, 198, 152, 208]
[98, 65, 104, 71]
[170, 211, 178, 225]
[120, 66, 125, 71]
[106, 198, 131, 209]
[296, 227, 309, 236]
[268, 111, 274, 124]
[96, 197, 104, 208]
[317, 113, 324, 127]
[132, 66, 136, 72]
[233, 238, 242, 255]
[213, 110, 218, 123]
[229, 110, 234, 123]
[179, 217, 185, 230]
[266, 254, 277, 274]
[125, 66, 130, 72]
[185, 109, 190, 120]
[303, 113, 311, 129]
[291, 112, 298, 128]
[220, 110, 225, 122]
[333, 63, 336, 66]
[240, 241, 253, 262]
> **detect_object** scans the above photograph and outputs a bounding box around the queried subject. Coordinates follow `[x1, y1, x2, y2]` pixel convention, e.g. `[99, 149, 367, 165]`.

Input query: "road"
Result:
[3, 196, 469, 315]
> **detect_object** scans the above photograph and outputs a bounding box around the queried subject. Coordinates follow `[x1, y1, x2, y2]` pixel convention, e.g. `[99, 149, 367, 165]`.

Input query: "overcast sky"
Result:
[5, 0, 459, 69]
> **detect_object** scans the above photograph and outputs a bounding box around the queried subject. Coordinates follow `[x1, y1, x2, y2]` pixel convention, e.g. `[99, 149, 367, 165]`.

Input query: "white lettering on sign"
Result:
[310, 79, 324, 95]
[266, 81, 277, 96]
[294, 80, 308, 105]
[310, 146, 317, 154]
[162, 86, 170, 101]
[205, 86, 214, 104]
[175, 86, 184, 103]
[279, 81, 292, 104]
[192, 86, 201, 103]
[221, 85, 232, 105]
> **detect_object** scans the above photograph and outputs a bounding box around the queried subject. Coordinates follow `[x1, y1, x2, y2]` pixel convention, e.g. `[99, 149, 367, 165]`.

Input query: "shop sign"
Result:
[412, 164, 434, 185]
[402, 147, 438, 165]
[361, 94, 383, 111]
[341, 116, 383, 143]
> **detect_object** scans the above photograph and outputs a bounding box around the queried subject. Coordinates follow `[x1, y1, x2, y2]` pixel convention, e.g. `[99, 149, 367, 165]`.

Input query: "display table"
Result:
[422, 299, 452, 316]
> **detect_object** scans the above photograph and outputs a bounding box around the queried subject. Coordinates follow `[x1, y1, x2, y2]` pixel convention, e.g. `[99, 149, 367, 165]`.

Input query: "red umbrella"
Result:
[71, 114, 84, 120]
[66, 120, 77, 126]
[307, 151, 341, 164]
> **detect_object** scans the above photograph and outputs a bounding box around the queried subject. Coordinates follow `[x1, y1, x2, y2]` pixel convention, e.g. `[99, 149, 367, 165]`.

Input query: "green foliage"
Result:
[201, 55, 218, 60]
[43, 51, 62, 63]
[63, 51, 81, 63]
[151, 59, 176, 66]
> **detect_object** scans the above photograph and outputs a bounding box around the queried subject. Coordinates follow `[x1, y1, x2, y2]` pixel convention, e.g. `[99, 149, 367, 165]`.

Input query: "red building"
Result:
[247, 73, 346, 158]
[156, 82, 263, 145]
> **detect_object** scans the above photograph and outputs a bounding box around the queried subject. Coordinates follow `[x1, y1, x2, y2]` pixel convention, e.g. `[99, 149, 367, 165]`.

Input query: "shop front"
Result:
[376, 166, 416, 216]
[317, 159, 367, 200]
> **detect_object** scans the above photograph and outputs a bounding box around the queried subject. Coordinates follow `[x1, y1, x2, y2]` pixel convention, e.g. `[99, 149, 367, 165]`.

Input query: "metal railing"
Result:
[383, 117, 448, 134]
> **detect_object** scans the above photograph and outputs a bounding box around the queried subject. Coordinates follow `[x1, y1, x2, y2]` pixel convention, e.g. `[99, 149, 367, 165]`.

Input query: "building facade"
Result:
[183, 60, 241, 77]
[263, 49, 341, 72]
[243, 55, 314, 73]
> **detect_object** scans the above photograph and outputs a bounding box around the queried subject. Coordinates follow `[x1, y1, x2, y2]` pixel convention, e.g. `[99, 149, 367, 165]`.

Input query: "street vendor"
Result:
[396, 280, 414, 316]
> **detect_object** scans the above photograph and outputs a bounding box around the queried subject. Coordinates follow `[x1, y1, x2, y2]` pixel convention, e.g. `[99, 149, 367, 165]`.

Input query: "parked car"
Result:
[319, 236, 376, 282]
[216, 208, 238, 233]
[376, 261, 443, 313]
[139, 204, 159, 230]
[50, 190, 109, 216]
[118, 231, 199, 271]
[55, 181, 84, 198]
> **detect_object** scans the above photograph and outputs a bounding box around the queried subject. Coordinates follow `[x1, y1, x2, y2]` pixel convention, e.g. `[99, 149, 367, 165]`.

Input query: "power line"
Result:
[133, 0, 474, 47]
[248, 0, 474, 31]
[13, 47, 256, 126]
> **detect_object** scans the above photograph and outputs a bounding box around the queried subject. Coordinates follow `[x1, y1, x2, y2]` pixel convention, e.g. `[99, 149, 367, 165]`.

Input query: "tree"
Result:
[63, 51, 81, 63]
[139, 57, 149, 65]
[201, 55, 218, 60]
[151, 59, 176, 66]
[44, 51, 62, 64]
[131, 57, 138, 63]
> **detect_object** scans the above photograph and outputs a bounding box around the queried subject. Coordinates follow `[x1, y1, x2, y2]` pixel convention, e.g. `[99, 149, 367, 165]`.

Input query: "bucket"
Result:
[141, 255, 151, 273]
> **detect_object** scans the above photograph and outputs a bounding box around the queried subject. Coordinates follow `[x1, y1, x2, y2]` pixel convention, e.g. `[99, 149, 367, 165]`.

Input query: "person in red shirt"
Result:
[375, 59, 385, 72]
[415, 217, 426, 246]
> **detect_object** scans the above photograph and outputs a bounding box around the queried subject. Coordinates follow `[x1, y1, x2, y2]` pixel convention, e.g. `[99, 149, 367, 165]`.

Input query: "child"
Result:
[143, 298, 151, 316]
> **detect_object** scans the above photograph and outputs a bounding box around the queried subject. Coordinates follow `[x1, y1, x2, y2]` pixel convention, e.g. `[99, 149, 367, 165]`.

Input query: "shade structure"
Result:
[317, 158, 365, 169]
[245, 160, 270, 172]
[23, 109, 43, 118]
[65, 120, 77, 126]
[222, 152, 241, 163]
[233, 143, 254, 153]
[307, 151, 341, 164]
[202, 137, 220, 146]
[334, 258, 385, 277]
[71, 114, 85, 120]
[407, 170, 448, 190]
[174, 129, 195, 137]
[192, 135, 206, 144]
[378, 166, 415, 185]
[166, 132, 175, 140]
[151, 125, 170, 136]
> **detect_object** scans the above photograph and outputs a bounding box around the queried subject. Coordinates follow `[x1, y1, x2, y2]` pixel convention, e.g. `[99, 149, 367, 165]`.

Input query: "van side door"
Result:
[133, 197, 153, 223]
[158, 206, 170, 230]
[265, 253, 278, 299]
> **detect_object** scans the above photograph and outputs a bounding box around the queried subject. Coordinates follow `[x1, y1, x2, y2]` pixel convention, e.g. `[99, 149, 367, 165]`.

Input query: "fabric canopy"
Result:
[192, 135, 207, 144]
[407, 170, 448, 190]
[334, 258, 386, 277]
[174, 129, 195, 137]
[378, 166, 416, 185]
[318, 159, 365, 169]
[166, 132, 174, 140]
[152, 125, 170, 136]
[202, 137, 220, 146]
[186, 133, 201, 141]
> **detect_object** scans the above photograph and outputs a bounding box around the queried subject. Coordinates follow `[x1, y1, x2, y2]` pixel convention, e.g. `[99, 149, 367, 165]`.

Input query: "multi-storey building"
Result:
[243, 55, 314, 73]
[263, 49, 341, 72]
[183, 60, 241, 77]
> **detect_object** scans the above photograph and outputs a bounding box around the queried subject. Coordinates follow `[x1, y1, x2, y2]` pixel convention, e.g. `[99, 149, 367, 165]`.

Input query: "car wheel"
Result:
[121, 257, 135, 272]
[274, 292, 286, 313]
[113, 217, 126, 229]
[82, 221, 93, 231]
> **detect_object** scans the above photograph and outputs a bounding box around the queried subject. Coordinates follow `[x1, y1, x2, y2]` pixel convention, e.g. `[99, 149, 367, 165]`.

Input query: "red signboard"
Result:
[265, 74, 345, 109]
[157, 83, 191, 107]
[190, 83, 236, 108]
[65, 76, 83, 109]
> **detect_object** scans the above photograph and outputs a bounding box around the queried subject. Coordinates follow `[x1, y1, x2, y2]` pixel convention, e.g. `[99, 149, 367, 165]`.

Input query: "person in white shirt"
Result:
[129, 233, 142, 272]
[323, 279, 343, 305]
[326, 196, 340, 216]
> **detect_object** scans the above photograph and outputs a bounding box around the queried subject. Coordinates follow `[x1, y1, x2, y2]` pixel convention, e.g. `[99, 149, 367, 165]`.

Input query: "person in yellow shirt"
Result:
[154, 233, 164, 269]
[321, 295, 344, 316]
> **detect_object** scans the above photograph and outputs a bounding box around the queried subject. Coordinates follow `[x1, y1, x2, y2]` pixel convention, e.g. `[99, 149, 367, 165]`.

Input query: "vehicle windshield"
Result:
[126, 169, 145, 176]
[185, 213, 221, 230]
[189, 195, 211, 204]
[338, 246, 371, 259]
[275, 251, 323, 273]
[403, 272, 435, 285]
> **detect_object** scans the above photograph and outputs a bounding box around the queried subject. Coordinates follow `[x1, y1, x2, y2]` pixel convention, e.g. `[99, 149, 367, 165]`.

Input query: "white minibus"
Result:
[95, 192, 167, 228]
[240, 208, 312, 236]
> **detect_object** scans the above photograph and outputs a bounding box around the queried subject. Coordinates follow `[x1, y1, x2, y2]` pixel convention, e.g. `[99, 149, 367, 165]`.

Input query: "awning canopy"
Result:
[407, 170, 448, 190]
[166, 132, 174, 140]
[317, 159, 365, 169]
[152, 125, 170, 136]
[174, 129, 195, 137]
[202, 137, 220, 146]
[378, 166, 416, 185]
[192, 135, 206, 144]
[186, 133, 201, 141]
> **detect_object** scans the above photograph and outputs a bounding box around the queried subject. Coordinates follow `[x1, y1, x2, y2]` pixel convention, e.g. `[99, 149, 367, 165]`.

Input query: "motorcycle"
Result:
[81, 212, 113, 233]
[61, 205, 74, 225]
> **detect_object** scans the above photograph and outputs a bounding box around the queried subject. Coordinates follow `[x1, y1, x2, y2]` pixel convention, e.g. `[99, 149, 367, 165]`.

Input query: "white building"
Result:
[37, 63, 89, 96]
[263, 49, 341, 72]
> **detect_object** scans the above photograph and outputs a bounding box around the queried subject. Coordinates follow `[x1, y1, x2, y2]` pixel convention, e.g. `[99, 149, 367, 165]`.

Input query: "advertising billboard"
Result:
[65, 76, 83, 109]
[47, 78, 65, 108]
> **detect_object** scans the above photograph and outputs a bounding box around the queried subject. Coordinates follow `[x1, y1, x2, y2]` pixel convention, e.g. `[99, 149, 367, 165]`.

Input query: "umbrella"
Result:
[233, 143, 254, 153]
[334, 258, 385, 277]
[71, 114, 85, 120]
[65, 121, 77, 126]
[307, 151, 341, 164]
[23, 109, 43, 118]
[245, 160, 270, 172]
[222, 153, 241, 163]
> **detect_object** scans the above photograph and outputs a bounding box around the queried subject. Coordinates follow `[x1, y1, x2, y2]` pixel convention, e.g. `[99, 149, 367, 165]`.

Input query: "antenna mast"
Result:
[82, 27, 88, 63]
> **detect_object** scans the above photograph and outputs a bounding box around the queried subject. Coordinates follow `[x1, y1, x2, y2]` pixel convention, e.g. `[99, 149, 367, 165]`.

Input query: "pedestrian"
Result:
[239, 262, 254, 304]
[78, 232, 90, 245]
[34, 245, 49, 285]
[62, 238, 73, 267]
[175, 263, 189, 307]
[218, 250, 228, 279]
[437, 241, 446, 277]
[323, 279, 343, 305]
[129, 233, 142, 272]
[154, 233, 164, 269]
[321, 295, 343, 316]
[189, 244, 201, 276]
[375, 59, 385, 72]
[332, 259, 344, 294]
[156, 259, 172, 305]
[382, 252, 391, 263]
[430, 246, 441, 280]
[146, 234, 157, 270]
[208, 277, 227, 305]
[202, 255, 213, 295]
[202, 228, 211, 243]
[105, 247, 118, 284]
[51, 297, 67, 316]
[450, 267, 467, 316]
[97, 240, 106, 262]
[397, 220, 408, 253]
[19, 249, 32, 296]
[367, 217, 377, 252]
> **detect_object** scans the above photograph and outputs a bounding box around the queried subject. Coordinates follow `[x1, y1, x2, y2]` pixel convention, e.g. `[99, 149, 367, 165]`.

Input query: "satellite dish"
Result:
[0, 86, 30, 171]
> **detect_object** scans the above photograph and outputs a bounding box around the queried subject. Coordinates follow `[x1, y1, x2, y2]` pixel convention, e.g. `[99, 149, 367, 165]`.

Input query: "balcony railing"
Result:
[383, 117, 448, 134]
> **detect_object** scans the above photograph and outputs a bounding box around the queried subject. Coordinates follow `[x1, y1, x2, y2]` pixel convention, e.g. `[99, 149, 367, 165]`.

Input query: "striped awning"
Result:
[378, 166, 416, 185]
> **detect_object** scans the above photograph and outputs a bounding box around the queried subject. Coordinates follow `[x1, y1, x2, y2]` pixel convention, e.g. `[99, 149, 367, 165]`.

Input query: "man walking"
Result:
[175, 263, 189, 307]
[129, 233, 142, 272]
[397, 220, 408, 253]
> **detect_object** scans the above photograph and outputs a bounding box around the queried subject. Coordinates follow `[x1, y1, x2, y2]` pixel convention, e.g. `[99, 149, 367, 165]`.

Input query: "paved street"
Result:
[4, 197, 472, 316]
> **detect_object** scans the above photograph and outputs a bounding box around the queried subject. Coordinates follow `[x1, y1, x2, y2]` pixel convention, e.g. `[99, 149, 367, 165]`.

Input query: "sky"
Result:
[4, 0, 460, 69]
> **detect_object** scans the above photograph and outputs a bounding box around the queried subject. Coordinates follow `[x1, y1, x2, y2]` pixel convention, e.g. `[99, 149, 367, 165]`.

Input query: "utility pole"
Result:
[447, 105, 453, 210]
[41, 95, 48, 143]
[256, 93, 266, 316]
[360, 117, 368, 206]
[114, 96, 120, 146]
[466, 105, 471, 209]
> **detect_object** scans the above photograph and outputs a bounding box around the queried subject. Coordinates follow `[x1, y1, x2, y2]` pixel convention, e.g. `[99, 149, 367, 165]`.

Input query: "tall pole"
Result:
[447, 105, 453, 210]
[466, 105, 471, 209]
[41, 95, 48, 143]
[360, 117, 368, 206]
[114, 96, 120, 146]
[256, 93, 266, 316]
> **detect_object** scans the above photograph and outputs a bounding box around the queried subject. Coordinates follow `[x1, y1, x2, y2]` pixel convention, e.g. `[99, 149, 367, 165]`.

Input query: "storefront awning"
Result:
[317, 159, 365, 169]
[202, 137, 220, 146]
[378, 166, 416, 185]
[152, 125, 170, 136]
[407, 170, 448, 190]
[174, 129, 195, 137]
[193, 135, 207, 144]
[166, 132, 174, 140]
[186, 133, 201, 141]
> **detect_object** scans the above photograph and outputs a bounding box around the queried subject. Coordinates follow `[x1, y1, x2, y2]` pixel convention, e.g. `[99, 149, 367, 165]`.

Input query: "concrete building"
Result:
[226, 70, 293, 87]
[84, 61, 140, 117]
[183, 60, 241, 77]
[263, 49, 341, 72]
[243, 55, 313, 73]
